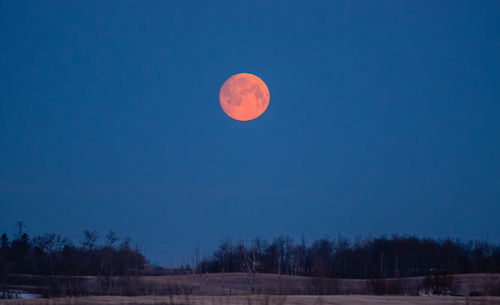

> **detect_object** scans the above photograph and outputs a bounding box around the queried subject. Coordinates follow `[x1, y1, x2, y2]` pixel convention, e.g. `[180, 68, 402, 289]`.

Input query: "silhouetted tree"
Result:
[82, 230, 99, 251]
[200, 235, 500, 279]
[0, 234, 8, 249]
[106, 231, 119, 248]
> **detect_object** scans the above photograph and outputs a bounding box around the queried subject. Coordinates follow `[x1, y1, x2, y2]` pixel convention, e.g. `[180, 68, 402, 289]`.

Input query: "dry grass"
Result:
[3, 273, 499, 301]
[138, 273, 500, 296]
[1, 295, 500, 305]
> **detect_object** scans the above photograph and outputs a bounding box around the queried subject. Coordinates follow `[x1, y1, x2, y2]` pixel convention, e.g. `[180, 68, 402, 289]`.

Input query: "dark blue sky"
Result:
[1, 1, 499, 266]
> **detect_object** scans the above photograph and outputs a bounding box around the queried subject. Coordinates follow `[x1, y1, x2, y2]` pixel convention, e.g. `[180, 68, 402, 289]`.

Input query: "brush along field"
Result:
[137, 273, 500, 295]
[1, 295, 500, 305]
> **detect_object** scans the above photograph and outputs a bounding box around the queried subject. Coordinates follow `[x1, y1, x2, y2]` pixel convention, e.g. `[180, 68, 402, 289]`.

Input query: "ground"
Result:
[3, 273, 500, 304]
[2, 295, 500, 305]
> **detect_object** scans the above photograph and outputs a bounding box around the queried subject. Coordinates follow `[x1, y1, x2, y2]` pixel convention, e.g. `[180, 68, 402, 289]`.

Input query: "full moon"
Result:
[219, 73, 270, 121]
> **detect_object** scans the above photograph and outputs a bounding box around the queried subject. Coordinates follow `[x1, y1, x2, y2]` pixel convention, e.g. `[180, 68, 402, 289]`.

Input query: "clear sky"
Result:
[1, 1, 499, 266]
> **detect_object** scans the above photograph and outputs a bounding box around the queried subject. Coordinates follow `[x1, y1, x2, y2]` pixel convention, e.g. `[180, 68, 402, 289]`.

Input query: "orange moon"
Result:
[219, 73, 270, 121]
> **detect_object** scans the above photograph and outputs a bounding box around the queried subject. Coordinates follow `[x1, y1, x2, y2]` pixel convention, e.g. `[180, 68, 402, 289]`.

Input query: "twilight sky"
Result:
[1, 1, 499, 266]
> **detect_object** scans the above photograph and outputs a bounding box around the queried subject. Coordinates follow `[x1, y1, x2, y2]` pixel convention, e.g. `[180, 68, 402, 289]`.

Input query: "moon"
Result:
[219, 73, 270, 121]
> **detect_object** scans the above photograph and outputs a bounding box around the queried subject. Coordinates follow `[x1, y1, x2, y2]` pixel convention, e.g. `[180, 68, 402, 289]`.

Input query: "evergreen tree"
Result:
[0, 233, 8, 249]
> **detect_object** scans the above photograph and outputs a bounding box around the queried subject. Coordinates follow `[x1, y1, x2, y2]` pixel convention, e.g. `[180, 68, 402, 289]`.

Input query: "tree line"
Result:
[199, 235, 500, 279]
[0, 230, 146, 277]
[1, 231, 499, 280]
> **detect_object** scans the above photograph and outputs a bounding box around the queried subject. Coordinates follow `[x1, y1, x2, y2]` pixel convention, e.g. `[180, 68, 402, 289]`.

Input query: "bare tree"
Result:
[82, 230, 99, 251]
[33, 233, 69, 253]
[214, 237, 233, 294]
[120, 236, 132, 250]
[235, 240, 255, 293]
[195, 246, 200, 275]
[105, 231, 119, 248]
[33, 233, 70, 275]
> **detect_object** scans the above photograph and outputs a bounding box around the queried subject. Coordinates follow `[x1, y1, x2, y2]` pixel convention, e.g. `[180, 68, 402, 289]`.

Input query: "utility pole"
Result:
[14, 221, 27, 238]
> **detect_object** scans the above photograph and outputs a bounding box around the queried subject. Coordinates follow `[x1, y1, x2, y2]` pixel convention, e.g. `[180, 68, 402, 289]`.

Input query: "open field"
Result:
[138, 273, 500, 295]
[4, 273, 500, 297]
[2, 295, 500, 305]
